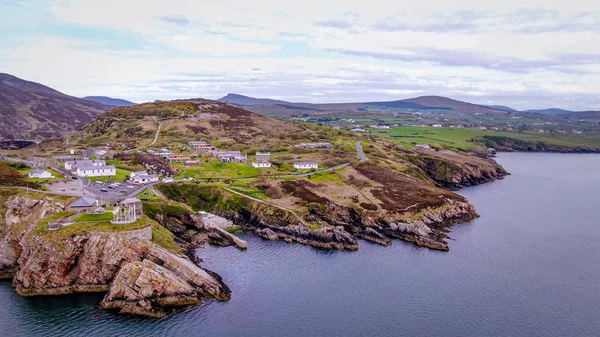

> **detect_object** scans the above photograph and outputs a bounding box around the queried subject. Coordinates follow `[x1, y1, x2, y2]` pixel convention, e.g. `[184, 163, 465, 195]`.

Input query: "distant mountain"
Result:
[525, 108, 574, 115]
[378, 96, 507, 114]
[218, 93, 290, 106]
[483, 105, 516, 112]
[0, 73, 110, 141]
[82, 96, 135, 107]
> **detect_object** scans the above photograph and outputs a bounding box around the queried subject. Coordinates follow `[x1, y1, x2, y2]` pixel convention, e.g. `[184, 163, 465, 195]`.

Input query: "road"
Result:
[134, 121, 162, 151]
[356, 140, 368, 162]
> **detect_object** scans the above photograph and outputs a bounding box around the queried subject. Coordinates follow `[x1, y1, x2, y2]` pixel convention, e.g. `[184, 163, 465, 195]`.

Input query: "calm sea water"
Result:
[1, 152, 599, 337]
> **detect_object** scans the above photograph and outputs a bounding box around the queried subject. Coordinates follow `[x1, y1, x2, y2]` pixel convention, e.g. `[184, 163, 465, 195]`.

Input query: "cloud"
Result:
[0, 0, 599, 110]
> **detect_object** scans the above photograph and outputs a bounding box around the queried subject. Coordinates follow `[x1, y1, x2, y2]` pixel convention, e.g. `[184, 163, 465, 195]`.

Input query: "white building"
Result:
[351, 128, 366, 133]
[131, 173, 159, 184]
[294, 162, 318, 169]
[252, 161, 271, 168]
[130, 171, 148, 178]
[75, 165, 116, 177]
[28, 169, 53, 179]
[65, 160, 105, 170]
[162, 177, 174, 183]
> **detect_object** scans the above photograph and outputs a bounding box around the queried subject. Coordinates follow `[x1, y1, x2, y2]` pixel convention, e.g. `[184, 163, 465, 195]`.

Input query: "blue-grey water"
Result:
[1, 152, 599, 336]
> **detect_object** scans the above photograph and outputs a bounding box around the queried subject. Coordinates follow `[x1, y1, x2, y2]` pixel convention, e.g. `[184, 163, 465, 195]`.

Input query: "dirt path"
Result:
[135, 121, 162, 150]
[222, 187, 307, 226]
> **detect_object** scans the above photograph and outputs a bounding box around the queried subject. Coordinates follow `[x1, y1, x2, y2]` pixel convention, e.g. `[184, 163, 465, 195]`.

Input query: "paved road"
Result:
[356, 140, 368, 162]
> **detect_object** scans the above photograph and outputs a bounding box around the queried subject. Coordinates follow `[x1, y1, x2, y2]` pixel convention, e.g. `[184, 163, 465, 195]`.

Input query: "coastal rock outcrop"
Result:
[1, 195, 230, 317]
[0, 196, 65, 279]
[100, 260, 201, 318]
[398, 148, 508, 189]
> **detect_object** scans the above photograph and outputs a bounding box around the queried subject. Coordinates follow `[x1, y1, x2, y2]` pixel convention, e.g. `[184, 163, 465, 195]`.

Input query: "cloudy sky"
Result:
[1, 0, 599, 110]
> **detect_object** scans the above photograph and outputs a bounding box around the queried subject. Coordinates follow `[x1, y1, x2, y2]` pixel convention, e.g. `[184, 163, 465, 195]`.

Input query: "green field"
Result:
[370, 127, 600, 151]
[174, 161, 263, 180]
[137, 189, 161, 201]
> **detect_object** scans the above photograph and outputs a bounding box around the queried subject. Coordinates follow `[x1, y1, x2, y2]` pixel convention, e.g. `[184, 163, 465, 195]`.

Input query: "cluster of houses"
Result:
[145, 139, 322, 172]
[212, 150, 248, 163]
[64, 159, 116, 177]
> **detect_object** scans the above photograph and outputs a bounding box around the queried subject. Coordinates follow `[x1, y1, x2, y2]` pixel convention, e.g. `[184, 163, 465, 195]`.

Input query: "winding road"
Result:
[356, 140, 368, 162]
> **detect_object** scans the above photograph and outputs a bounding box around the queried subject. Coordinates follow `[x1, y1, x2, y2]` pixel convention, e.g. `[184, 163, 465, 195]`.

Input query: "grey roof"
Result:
[30, 169, 47, 175]
[77, 165, 116, 172]
[69, 197, 98, 208]
[295, 161, 318, 165]
[66, 159, 104, 165]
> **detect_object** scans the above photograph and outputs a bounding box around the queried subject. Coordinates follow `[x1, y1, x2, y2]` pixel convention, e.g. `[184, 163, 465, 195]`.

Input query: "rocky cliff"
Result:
[397, 148, 508, 189]
[0, 195, 230, 317]
[477, 135, 600, 153]
[157, 181, 477, 251]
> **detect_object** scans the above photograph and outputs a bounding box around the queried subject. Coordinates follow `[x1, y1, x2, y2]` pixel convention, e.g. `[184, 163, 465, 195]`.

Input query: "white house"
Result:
[130, 171, 148, 178]
[65, 160, 105, 170]
[131, 173, 159, 184]
[294, 162, 318, 169]
[252, 161, 271, 168]
[28, 169, 53, 179]
[75, 165, 116, 177]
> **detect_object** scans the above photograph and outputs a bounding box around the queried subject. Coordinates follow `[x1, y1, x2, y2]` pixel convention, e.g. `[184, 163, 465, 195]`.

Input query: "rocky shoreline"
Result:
[0, 196, 230, 317]
[0, 150, 509, 318]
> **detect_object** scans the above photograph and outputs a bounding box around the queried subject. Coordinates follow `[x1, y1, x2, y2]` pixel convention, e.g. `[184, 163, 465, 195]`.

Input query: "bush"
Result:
[264, 185, 283, 199]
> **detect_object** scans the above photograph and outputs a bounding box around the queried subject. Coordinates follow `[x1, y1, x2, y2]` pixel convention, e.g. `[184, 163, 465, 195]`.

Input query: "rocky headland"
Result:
[0, 195, 230, 317]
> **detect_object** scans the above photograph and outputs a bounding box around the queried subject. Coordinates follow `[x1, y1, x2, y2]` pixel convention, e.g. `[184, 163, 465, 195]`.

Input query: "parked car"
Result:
[100, 189, 108, 192]
[127, 185, 135, 189]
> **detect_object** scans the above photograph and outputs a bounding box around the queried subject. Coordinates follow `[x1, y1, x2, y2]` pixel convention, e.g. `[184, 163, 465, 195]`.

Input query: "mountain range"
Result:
[219, 93, 512, 115]
[82, 96, 136, 107]
[0, 73, 596, 142]
[0, 73, 110, 141]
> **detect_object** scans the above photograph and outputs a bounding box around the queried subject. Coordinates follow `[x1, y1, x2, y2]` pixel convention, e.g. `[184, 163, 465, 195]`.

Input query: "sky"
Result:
[1, 0, 599, 110]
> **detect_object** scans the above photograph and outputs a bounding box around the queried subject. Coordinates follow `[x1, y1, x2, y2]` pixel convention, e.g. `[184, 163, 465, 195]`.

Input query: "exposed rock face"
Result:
[0, 196, 65, 279]
[101, 260, 201, 317]
[233, 206, 359, 251]
[1, 196, 230, 317]
[149, 210, 247, 251]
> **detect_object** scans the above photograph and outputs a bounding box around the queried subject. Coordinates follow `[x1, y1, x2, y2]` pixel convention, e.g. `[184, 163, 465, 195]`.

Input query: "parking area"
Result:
[84, 181, 143, 198]
[45, 179, 86, 197]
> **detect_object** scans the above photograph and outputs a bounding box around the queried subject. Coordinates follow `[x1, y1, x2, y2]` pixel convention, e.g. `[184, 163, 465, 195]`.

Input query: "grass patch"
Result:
[72, 212, 114, 222]
[151, 223, 181, 254]
[35, 213, 154, 243]
[175, 161, 262, 179]
[137, 189, 161, 201]
[374, 126, 600, 151]
[306, 170, 345, 185]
